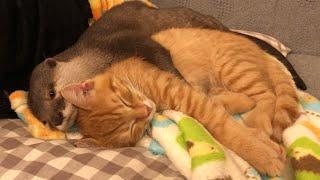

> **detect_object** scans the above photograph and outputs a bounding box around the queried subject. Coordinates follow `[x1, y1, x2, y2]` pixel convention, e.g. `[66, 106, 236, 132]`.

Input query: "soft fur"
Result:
[151, 28, 300, 142]
[61, 28, 302, 175]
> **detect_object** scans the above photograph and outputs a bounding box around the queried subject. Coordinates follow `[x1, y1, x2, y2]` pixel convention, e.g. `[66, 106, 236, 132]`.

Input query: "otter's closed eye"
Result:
[49, 89, 56, 99]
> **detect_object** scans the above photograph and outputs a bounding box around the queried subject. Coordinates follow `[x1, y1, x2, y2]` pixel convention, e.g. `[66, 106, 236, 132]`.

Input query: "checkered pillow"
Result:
[0, 120, 184, 179]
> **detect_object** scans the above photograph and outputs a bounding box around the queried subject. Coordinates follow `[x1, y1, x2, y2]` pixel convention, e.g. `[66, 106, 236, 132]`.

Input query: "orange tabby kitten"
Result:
[151, 28, 300, 141]
[62, 59, 284, 176]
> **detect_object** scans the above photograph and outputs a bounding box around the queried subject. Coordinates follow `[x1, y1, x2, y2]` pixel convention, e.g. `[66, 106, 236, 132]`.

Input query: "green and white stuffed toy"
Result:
[138, 110, 261, 180]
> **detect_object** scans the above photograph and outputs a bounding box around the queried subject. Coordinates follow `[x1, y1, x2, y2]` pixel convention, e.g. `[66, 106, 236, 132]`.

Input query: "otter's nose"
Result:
[53, 112, 64, 126]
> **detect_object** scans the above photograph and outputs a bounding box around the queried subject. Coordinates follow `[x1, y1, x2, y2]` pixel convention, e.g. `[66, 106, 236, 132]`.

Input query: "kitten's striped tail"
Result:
[265, 53, 300, 141]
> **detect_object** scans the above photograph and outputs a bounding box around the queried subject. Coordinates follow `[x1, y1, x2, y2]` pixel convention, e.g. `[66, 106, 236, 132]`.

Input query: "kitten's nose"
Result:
[145, 105, 152, 116]
[134, 104, 152, 119]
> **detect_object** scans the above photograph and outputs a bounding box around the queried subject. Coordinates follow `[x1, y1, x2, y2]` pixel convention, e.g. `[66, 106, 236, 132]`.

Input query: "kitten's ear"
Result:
[61, 80, 95, 109]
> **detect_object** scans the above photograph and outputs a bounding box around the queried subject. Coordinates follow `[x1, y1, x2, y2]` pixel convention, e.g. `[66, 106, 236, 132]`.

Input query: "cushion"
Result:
[287, 53, 320, 98]
[154, 0, 320, 56]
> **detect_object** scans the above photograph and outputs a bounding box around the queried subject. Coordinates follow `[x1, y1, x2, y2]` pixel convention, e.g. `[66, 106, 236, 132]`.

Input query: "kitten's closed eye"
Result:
[119, 96, 132, 107]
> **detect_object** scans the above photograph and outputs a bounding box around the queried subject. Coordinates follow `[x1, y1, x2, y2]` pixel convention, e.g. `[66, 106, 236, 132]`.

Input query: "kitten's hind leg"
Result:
[213, 118, 285, 177]
[243, 127, 286, 176]
[208, 87, 256, 114]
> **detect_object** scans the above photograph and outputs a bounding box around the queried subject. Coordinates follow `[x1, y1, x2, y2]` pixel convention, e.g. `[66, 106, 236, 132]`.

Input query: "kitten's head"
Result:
[61, 73, 155, 148]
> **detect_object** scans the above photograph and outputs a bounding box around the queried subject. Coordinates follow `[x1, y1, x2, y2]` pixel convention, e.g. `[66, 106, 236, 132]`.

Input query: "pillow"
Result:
[231, 29, 291, 57]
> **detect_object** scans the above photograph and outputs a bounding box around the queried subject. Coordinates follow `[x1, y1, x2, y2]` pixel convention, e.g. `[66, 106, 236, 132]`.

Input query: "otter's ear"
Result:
[45, 58, 57, 68]
[61, 80, 95, 109]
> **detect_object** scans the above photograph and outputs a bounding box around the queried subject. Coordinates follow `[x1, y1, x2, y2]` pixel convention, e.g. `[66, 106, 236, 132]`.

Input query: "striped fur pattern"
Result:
[64, 59, 285, 176]
[151, 28, 300, 142]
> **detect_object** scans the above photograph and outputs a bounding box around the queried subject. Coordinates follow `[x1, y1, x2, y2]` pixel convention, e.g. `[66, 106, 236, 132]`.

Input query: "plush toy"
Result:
[282, 91, 320, 180]
[9, 91, 65, 139]
[9, 91, 82, 140]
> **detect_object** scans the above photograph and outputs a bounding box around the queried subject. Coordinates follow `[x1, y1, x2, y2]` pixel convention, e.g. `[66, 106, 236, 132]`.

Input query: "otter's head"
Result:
[28, 58, 78, 131]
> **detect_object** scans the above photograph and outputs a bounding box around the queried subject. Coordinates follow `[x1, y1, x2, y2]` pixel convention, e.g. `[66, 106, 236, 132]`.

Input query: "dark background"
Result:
[0, 0, 92, 118]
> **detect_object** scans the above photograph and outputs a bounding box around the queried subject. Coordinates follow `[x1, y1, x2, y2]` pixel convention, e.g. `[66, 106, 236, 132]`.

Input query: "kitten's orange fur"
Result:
[152, 28, 300, 141]
[62, 59, 284, 176]
[61, 28, 300, 176]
